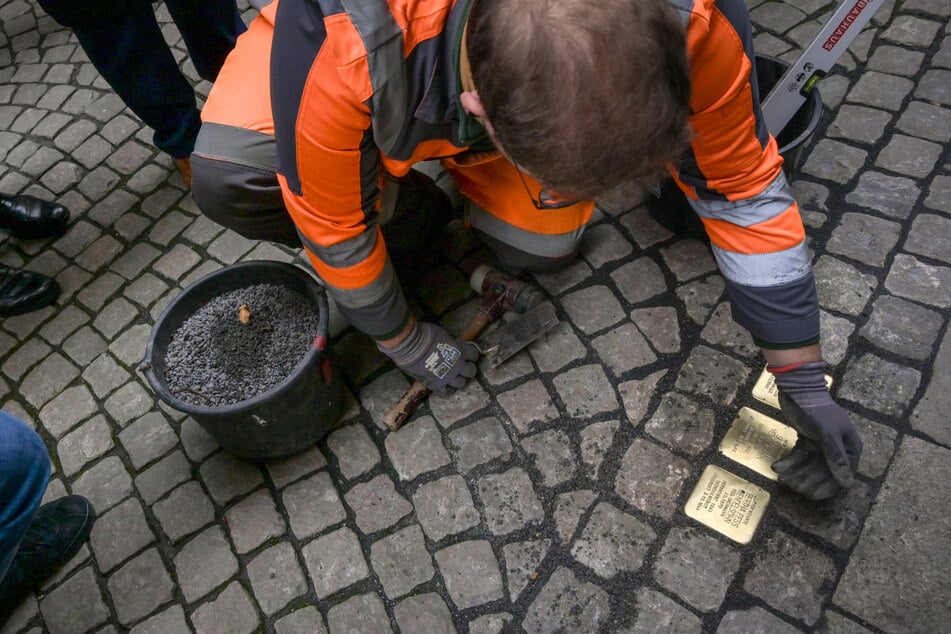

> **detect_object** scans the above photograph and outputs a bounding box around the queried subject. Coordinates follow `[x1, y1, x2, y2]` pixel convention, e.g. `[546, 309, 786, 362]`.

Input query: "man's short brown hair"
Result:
[466, 0, 692, 199]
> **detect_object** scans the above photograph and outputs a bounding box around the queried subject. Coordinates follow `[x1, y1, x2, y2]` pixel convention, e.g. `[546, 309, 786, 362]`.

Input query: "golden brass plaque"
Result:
[751, 367, 832, 409]
[720, 407, 798, 480]
[684, 465, 770, 545]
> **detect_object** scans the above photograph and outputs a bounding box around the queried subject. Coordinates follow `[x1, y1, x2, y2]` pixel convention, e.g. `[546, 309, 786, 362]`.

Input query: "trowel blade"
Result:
[488, 301, 559, 368]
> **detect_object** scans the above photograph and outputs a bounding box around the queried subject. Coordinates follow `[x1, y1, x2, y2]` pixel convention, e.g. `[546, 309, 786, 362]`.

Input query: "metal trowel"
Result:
[477, 301, 559, 367]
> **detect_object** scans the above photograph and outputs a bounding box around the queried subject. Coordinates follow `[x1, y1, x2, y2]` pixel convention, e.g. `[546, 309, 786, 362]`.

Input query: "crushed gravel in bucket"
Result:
[163, 283, 321, 407]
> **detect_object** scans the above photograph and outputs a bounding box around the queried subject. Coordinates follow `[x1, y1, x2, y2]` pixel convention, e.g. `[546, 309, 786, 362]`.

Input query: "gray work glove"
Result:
[769, 361, 863, 500]
[380, 321, 479, 395]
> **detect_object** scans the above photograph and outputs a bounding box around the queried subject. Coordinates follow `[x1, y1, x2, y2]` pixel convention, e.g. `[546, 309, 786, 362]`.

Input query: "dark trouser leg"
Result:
[37, 0, 202, 157]
[191, 123, 299, 246]
[163, 0, 245, 81]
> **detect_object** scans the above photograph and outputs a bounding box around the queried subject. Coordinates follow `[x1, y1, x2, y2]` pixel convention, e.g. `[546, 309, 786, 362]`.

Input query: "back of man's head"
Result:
[467, 0, 692, 199]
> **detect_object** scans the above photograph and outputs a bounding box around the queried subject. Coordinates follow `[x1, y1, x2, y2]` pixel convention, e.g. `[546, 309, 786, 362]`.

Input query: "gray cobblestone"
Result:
[745, 531, 837, 625]
[521, 429, 577, 487]
[915, 69, 951, 105]
[38, 385, 97, 439]
[118, 411, 177, 470]
[828, 105, 892, 144]
[152, 243, 201, 281]
[128, 605, 189, 634]
[875, 134, 943, 178]
[882, 15, 941, 47]
[629, 588, 702, 633]
[527, 321, 587, 372]
[326, 593, 391, 634]
[554, 489, 597, 542]
[717, 607, 801, 634]
[675, 345, 750, 405]
[847, 71, 914, 111]
[152, 480, 215, 542]
[264, 444, 327, 488]
[579, 420, 619, 479]
[654, 526, 741, 612]
[615, 438, 690, 519]
[645, 391, 715, 455]
[631, 306, 682, 353]
[174, 525, 239, 602]
[496, 380, 559, 434]
[134, 449, 191, 505]
[394, 593, 455, 634]
[179, 418, 219, 462]
[845, 171, 920, 219]
[619, 369, 666, 426]
[199, 451, 264, 504]
[104, 381, 154, 426]
[897, 101, 951, 143]
[775, 481, 870, 549]
[20, 352, 78, 408]
[883, 253, 951, 308]
[72, 456, 132, 513]
[502, 539, 550, 601]
[371, 524, 434, 598]
[701, 302, 757, 358]
[563, 285, 626, 334]
[225, 489, 286, 554]
[592, 322, 657, 377]
[302, 527, 369, 598]
[911, 326, 951, 446]
[905, 213, 951, 262]
[412, 474, 480, 541]
[572, 502, 656, 579]
[477, 468, 544, 535]
[90, 497, 155, 573]
[385, 416, 451, 481]
[661, 239, 717, 282]
[189, 582, 260, 634]
[326, 424, 380, 480]
[38, 304, 88, 345]
[839, 353, 921, 415]
[247, 542, 307, 615]
[435, 539, 504, 609]
[80, 350, 129, 398]
[56, 415, 113, 477]
[860, 295, 942, 360]
[107, 549, 174, 627]
[802, 139, 867, 184]
[345, 474, 413, 534]
[553, 364, 618, 418]
[868, 45, 925, 76]
[523, 567, 610, 633]
[826, 212, 901, 267]
[283, 471, 345, 540]
[429, 380, 492, 428]
[274, 607, 327, 634]
[814, 256, 878, 316]
[38, 566, 109, 634]
[449, 417, 512, 472]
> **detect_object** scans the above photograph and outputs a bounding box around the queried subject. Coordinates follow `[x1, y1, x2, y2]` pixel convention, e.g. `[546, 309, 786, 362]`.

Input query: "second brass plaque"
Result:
[720, 407, 797, 480]
[751, 366, 832, 410]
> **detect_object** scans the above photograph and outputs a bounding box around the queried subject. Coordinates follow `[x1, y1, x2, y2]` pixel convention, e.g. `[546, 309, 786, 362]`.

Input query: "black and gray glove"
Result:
[769, 361, 863, 500]
[380, 321, 479, 395]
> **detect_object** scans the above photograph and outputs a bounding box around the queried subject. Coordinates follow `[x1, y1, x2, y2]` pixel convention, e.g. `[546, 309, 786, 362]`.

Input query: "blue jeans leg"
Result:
[0, 413, 50, 581]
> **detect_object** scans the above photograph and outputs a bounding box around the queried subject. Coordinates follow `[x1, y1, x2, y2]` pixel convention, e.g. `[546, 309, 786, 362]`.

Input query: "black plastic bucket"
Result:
[141, 260, 344, 460]
[649, 53, 824, 235]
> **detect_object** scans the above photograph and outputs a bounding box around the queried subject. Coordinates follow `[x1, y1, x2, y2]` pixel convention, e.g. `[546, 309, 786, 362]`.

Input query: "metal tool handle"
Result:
[383, 311, 492, 431]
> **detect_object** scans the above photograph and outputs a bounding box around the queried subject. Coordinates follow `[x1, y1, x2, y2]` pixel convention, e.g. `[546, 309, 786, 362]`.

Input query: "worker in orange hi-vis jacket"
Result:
[191, 0, 862, 501]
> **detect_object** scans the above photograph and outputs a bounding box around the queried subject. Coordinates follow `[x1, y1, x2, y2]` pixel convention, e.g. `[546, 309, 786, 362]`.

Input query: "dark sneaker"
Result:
[0, 194, 70, 240]
[0, 266, 60, 318]
[0, 495, 96, 621]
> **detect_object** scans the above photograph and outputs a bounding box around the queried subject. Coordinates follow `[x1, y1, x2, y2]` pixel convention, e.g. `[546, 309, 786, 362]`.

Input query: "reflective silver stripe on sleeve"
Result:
[193, 122, 277, 172]
[710, 240, 812, 287]
[341, 0, 408, 155]
[688, 171, 795, 226]
[465, 203, 585, 260]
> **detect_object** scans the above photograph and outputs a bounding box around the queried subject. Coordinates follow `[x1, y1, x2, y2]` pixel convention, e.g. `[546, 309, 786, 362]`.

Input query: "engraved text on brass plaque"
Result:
[720, 407, 798, 480]
[684, 465, 770, 544]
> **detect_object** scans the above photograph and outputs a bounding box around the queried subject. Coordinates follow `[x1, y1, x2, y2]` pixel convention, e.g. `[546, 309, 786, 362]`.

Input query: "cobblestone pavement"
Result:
[1, 0, 949, 632]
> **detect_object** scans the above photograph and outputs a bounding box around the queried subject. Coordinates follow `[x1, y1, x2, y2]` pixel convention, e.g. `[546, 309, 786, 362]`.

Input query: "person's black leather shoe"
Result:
[0, 194, 70, 239]
[0, 266, 59, 317]
[0, 496, 95, 622]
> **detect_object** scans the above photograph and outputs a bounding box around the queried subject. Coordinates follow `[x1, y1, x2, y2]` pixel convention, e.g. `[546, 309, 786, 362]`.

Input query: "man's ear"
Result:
[459, 91, 487, 118]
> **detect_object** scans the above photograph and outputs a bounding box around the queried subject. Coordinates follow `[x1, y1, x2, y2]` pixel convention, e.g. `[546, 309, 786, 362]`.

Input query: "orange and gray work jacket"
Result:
[270, 0, 819, 349]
